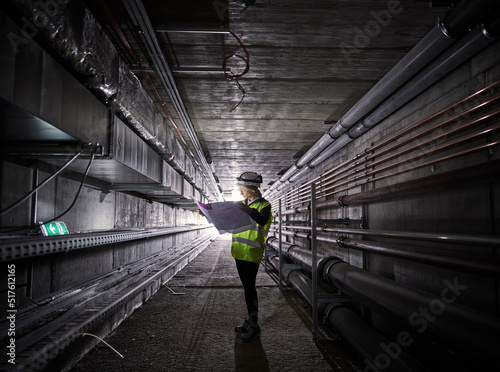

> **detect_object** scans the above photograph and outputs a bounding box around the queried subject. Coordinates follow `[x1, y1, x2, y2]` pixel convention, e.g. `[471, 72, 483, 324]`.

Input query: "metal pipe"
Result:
[324, 304, 430, 372]
[265, 0, 499, 193]
[319, 235, 500, 277]
[321, 227, 500, 247]
[268, 232, 500, 364]
[268, 81, 499, 203]
[267, 243, 430, 372]
[362, 139, 500, 193]
[364, 111, 500, 172]
[364, 122, 500, 179]
[350, 16, 500, 138]
[272, 225, 500, 248]
[315, 159, 500, 209]
[365, 87, 500, 160]
[267, 236, 323, 270]
[311, 184, 319, 342]
[156, 28, 231, 34]
[321, 258, 500, 360]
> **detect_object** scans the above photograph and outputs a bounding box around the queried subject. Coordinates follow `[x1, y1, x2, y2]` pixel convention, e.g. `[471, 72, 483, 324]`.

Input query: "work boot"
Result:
[235, 319, 249, 334]
[236, 323, 261, 342]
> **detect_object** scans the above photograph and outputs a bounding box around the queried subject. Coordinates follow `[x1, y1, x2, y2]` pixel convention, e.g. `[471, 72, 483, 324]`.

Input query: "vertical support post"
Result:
[31, 160, 39, 229]
[278, 198, 283, 292]
[311, 183, 318, 343]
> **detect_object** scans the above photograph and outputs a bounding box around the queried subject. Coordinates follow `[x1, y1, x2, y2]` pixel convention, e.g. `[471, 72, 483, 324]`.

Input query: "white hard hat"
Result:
[237, 171, 263, 187]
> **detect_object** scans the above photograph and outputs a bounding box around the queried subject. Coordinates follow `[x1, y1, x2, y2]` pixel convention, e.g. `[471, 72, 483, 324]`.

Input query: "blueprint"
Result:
[192, 197, 253, 234]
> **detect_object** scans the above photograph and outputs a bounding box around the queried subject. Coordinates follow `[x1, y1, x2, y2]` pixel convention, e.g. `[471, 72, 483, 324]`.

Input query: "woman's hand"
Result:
[238, 202, 253, 214]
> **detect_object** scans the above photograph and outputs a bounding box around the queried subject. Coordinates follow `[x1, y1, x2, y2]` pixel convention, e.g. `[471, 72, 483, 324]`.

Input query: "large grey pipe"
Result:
[267, 236, 320, 270]
[321, 258, 500, 360]
[267, 248, 429, 372]
[324, 304, 430, 372]
[349, 14, 500, 138]
[267, 0, 500, 195]
[267, 236, 500, 360]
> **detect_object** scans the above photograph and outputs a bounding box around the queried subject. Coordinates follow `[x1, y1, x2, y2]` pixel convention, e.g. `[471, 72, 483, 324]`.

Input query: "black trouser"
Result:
[235, 259, 260, 324]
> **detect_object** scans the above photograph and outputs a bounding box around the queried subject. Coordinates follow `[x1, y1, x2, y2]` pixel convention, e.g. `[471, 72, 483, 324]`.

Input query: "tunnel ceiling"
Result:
[84, 0, 446, 199]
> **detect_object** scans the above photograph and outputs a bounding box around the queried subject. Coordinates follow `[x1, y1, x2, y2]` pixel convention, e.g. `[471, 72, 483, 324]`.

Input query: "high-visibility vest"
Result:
[231, 199, 273, 263]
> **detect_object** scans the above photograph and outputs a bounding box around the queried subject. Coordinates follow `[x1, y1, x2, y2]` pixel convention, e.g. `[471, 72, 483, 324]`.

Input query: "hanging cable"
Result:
[0, 149, 85, 217]
[46, 145, 97, 223]
[222, 31, 250, 111]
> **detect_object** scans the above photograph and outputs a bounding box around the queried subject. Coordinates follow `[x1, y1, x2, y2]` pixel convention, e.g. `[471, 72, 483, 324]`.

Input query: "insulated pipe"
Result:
[309, 134, 354, 168]
[288, 165, 312, 183]
[334, 0, 498, 133]
[266, 0, 499, 194]
[349, 15, 500, 138]
[320, 258, 500, 360]
[279, 164, 299, 184]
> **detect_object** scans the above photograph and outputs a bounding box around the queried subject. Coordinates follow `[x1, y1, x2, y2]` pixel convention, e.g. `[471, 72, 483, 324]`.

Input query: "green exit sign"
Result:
[40, 221, 69, 236]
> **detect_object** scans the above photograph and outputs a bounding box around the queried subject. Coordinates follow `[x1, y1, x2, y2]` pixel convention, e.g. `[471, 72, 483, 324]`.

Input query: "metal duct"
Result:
[109, 98, 188, 174]
[321, 258, 500, 360]
[122, 0, 221, 201]
[266, 0, 499, 195]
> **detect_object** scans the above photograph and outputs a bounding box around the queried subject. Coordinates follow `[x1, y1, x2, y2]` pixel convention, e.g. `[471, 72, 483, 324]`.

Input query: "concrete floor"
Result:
[70, 235, 363, 372]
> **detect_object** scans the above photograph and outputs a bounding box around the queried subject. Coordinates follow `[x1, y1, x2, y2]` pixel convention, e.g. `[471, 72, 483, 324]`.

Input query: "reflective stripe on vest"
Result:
[232, 236, 262, 248]
[231, 199, 272, 263]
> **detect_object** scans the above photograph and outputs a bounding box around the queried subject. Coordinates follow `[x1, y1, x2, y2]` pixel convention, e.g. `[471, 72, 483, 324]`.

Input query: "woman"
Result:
[232, 171, 273, 342]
